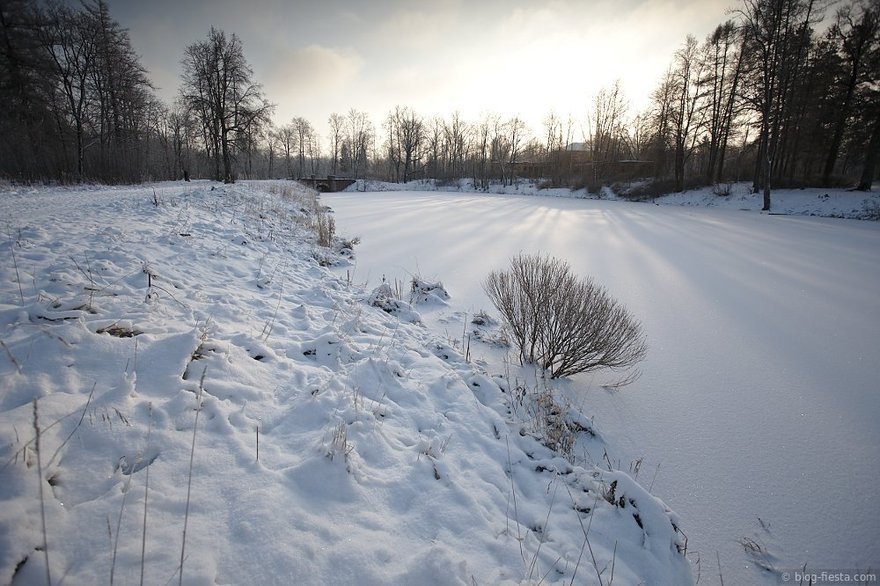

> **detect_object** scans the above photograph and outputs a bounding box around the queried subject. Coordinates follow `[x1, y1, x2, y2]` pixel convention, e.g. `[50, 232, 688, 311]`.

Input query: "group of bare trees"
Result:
[272, 118, 319, 179]
[644, 0, 879, 205]
[371, 0, 878, 199]
[375, 110, 535, 188]
[0, 0, 275, 184]
[2, 0, 877, 194]
[1, 0, 156, 182]
[342, 0, 878, 198]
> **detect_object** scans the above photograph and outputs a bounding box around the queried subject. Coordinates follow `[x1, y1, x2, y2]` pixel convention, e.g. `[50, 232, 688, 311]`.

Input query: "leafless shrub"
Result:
[314, 212, 335, 247]
[483, 253, 646, 379]
[326, 422, 354, 465]
[529, 387, 577, 459]
[7, 226, 24, 305]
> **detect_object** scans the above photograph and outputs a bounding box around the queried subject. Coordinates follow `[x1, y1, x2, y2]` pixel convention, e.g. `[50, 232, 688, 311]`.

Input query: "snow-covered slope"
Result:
[0, 182, 691, 585]
[648, 182, 880, 220]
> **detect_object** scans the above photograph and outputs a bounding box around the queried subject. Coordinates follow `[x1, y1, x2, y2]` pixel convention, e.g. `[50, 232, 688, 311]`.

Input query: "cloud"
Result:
[265, 45, 364, 125]
[373, 0, 464, 48]
[269, 44, 363, 89]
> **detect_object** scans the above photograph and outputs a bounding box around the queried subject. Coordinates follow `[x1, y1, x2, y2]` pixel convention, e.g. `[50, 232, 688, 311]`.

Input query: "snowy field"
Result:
[324, 188, 880, 585]
[0, 181, 693, 585]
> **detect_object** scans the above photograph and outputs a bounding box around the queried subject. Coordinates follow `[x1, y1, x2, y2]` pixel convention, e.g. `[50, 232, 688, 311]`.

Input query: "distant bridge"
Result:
[296, 176, 357, 192]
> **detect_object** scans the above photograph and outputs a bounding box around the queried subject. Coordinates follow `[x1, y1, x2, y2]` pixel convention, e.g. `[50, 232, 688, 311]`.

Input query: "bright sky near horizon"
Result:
[109, 0, 734, 136]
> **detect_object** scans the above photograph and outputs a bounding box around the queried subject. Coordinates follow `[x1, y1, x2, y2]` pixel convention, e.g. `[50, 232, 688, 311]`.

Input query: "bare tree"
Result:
[39, 2, 97, 180]
[543, 111, 562, 158]
[626, 111, 653, 163]
[445, 111, 470, 181]
[275, 123, 295, 177]
[328, 112, 344, 176]
[179, 28, 272, 183]
[85, 0, 152, 181]
[505, 116, 527, 186]
[542, 111, 562, 182]
[486, 114, 509, 184]
[701, 21, 746, 183]
[167, 102, 193, 180]
[292, 116, 314, 178]
[263, 125, 278, 178]
[424, 116, 444, 180]
[344, 108, 372, 180]
[383, 108, 400, 181]
[738, 0, 822, 209]
[670, 36, 707, 191]
[647, 68, 675, 180]
[587, 80, 629, 185]
[472, 114, 492, 189]
[385, 105, 424, 183]
[306, 129, 321, 176]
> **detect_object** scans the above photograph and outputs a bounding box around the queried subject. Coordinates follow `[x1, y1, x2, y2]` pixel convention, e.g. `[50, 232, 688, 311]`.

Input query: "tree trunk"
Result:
[221, 130, 233, 183]
[758, 111, 772, 210]
[76, 119, 84, 181]
[822, 68, 859, 186]
[857, 109, 880, 191]
[674, 143, 685, 192]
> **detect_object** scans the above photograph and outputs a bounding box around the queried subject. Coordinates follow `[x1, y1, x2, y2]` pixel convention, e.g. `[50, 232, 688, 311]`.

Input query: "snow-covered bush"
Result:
[712, 182, 733, 197]
[483, 253, 646, 379]
[863, 198, 880, 221]
[367, 282, 421, 323]
[409, 277, 449, 305]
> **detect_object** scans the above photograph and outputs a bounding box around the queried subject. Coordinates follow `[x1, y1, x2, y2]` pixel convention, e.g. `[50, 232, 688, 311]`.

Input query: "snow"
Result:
[348, 178, 880, 222]
[0, 181, 691, 585]
[323, 186, 880, 586]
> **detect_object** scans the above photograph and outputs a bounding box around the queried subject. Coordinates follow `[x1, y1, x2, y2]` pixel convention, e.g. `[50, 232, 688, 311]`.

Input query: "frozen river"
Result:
[323, 190, 880, 585]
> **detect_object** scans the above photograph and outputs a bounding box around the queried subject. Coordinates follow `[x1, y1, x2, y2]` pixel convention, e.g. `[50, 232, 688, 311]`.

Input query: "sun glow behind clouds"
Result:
[342, 1, 693, 132]
[115, 0, 732, 134]
[299, 0, 729, 133]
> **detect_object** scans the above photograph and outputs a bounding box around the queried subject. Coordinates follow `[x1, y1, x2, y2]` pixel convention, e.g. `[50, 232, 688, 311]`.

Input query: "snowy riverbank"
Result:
[0, 181, 692, 584]
[325, 188, 880, 586]
[349, 178, 880, 221]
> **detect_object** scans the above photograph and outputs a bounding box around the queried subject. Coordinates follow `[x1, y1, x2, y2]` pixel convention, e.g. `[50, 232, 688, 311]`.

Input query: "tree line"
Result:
[645, 0, 880, 207]
[1, 0, 877, 201]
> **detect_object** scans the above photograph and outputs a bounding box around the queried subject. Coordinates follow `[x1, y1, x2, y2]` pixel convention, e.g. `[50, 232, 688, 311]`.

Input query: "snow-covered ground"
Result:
[324, 188, 880, 586]
[647, 181, 880, 220]
[353, 178, 880, 221]
[0, 181, 692, 585]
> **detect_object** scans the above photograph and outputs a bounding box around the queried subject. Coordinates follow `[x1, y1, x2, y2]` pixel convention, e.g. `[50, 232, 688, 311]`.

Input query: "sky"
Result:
[108, 0, 735, 138]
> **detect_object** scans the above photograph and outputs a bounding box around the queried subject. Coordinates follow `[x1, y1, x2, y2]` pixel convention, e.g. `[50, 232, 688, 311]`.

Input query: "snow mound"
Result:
[0, 180, 692, 585]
